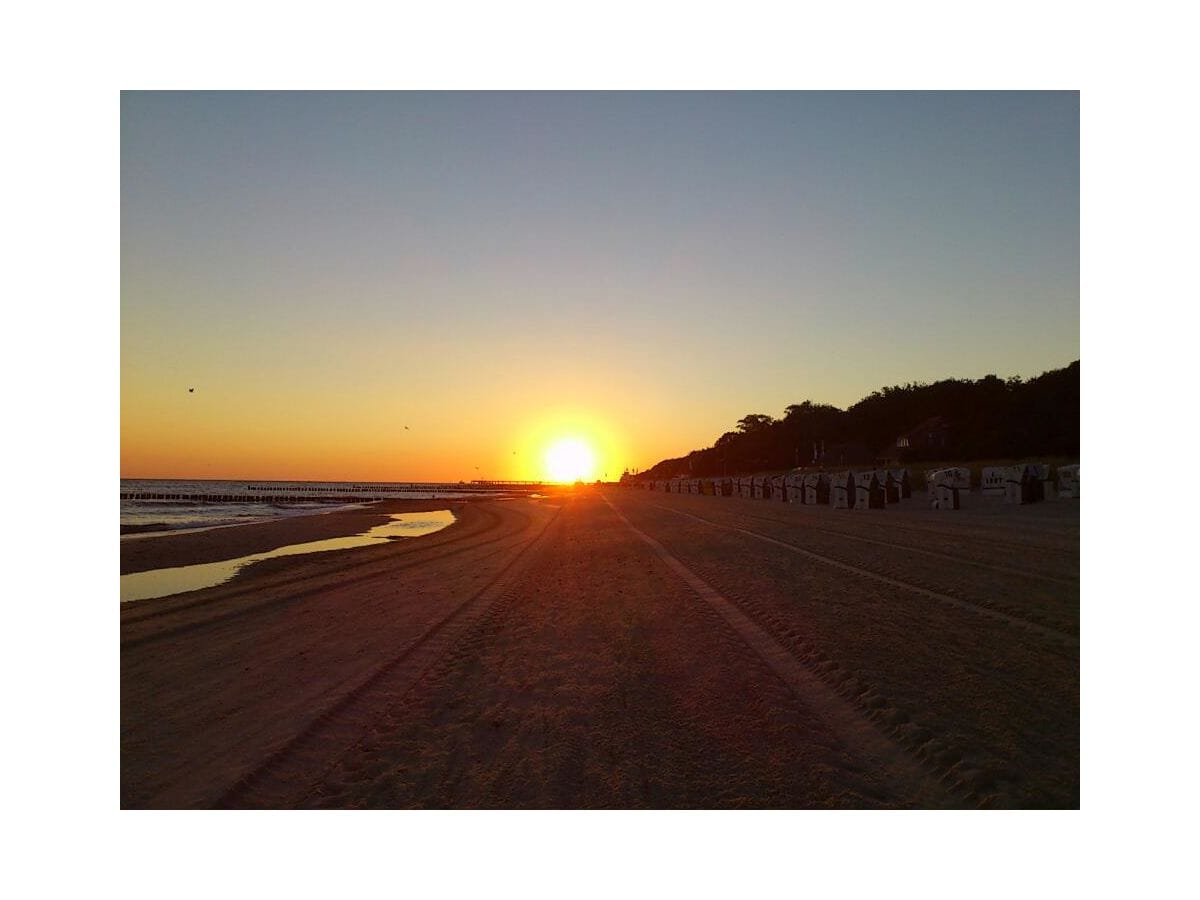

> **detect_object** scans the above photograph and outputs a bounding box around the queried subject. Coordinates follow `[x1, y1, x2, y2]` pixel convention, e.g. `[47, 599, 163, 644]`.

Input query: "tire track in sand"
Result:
[647, 502, 1078, 648]
[683, 503, 1079, 637]
[734, 508, 1078, 588]
[214, 504, 563, 809]
[602, 494, 960, 809]
[668, 491, 1078, 557]
[122, 505, 532, 649]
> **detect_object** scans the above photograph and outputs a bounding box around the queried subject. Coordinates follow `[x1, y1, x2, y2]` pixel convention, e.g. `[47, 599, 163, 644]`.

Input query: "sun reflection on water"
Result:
[120, 510, 456, 603]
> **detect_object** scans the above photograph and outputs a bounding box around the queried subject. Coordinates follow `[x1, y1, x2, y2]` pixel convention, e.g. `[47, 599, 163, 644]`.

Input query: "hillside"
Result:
[629, 360, 1079, 480]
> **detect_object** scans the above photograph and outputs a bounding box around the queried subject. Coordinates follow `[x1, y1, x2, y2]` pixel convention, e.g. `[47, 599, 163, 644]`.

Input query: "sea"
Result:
[120, 478, 534, 533]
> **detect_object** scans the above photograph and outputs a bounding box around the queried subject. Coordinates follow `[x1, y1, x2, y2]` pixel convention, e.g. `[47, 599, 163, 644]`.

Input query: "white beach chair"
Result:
[830, 471, 853, 509]
[940, 467, 970, 490]
[927, 470, 961, 510]
[936, 479, 961, 510]
[1058, 464, 1079, 499]
[926, 469, 943, 508]
[807, 473, 831, 505]
[785, 473, 805, 503]
[854, 471, 885, 509]
[1004, 465, 1031, 504]
[771, 474, 787, 502]
[981, 466, 1006, 496]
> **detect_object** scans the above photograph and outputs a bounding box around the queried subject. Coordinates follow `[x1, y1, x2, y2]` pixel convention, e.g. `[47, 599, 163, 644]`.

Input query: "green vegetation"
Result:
[629, 361, 1079, 480]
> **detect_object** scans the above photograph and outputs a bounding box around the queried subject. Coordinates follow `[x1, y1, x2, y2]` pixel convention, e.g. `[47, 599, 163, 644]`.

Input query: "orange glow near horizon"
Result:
[120, 387, 636, 483]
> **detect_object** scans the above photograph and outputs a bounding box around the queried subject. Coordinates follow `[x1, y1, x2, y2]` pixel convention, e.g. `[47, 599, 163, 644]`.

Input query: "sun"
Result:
[544, 437, 597, 483]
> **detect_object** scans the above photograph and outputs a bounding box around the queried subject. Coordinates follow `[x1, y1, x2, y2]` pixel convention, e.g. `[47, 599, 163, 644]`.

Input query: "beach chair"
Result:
[1004, 465, 1034, 504]
[771, 474, 788, 502]
[872, 469, 895, 505]
[882, 470, 902, 504]
[854, 471, 886, 510]
[927, 470, 961, 510]
[1025, 464, 1053, 501]
[830, 471, 853, 509]
[804, 473, 829, 505]
[1057, 464, 1079, 499]
[981, 466, 1006, 496]
[925, 469, 941, 507]
[939, 467, 970, 490]
[785, 473, 805, 503]
[802, 474, 815, 505]
[937, 478, 961, 510]
[930, 467, 970, 508]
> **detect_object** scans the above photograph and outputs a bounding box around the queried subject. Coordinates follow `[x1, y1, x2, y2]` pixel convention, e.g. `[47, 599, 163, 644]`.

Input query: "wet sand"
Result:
[122, 498, 478, 574]
[120, 486, 1079, 808]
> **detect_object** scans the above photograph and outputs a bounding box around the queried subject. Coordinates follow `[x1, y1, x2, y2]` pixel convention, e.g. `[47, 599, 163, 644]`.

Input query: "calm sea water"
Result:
[121, 509, 458, 602]
[120, 478, 517, 532]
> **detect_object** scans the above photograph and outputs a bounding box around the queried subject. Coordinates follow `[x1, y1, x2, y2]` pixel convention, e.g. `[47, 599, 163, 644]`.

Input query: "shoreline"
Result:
[120, 501, 375, 538]
[120, 498, 469, 576]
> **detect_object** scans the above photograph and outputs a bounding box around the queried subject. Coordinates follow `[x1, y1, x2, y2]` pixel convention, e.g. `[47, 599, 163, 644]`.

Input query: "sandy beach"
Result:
[120, 486, 1079, 808]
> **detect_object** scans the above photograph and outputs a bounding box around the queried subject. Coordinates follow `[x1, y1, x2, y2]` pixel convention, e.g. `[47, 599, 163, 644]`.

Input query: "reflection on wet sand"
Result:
[120, 510, 456, 603]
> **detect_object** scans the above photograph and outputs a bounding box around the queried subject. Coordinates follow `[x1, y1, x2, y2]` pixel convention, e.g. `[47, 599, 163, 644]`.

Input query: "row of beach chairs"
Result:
[965, 463, 1079, 505]
[637, 463, 1079, 511]
[640, 470, 913, 510]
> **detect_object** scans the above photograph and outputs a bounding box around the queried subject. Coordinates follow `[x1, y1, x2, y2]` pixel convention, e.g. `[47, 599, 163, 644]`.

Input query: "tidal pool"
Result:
[120, 510, 456, 603]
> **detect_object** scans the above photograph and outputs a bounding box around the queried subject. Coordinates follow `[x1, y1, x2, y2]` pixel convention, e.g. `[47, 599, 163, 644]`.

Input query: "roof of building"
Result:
[897, 415, 950, 445]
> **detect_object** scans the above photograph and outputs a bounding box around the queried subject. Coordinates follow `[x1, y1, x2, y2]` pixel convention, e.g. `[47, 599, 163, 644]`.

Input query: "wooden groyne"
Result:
[120, 492, 379, 504]
[121, 482, 550, 503]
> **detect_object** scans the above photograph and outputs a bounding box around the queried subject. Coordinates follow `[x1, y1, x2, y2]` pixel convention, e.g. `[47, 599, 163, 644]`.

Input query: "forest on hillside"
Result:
[627, 360, 1079, 481]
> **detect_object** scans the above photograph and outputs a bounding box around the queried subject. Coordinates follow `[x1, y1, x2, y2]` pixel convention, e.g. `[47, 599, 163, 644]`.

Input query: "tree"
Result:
[635, 361, 1079, 478]
[737, 414, 775, 433]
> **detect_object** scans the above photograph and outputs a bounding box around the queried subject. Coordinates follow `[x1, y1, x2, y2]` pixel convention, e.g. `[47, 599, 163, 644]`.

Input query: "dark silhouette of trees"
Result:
[629, 360, 1079, 480]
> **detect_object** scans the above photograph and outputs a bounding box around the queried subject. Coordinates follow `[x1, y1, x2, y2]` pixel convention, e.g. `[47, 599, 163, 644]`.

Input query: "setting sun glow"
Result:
[544, 438, 597, 483]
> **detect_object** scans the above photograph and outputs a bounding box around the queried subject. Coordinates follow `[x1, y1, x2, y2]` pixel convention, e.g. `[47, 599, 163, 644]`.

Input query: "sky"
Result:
[121, 91, 1078, 482]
